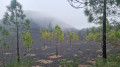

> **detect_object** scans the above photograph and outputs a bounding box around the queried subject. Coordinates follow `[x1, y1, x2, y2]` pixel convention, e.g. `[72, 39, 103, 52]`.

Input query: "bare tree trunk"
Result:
[50, 40, 52, 45]
[1, 47, 5, 67]
[16, 7, 20, 62]
[16, 22, 20, 62]
[56, 38, 58, 56]
[70, 40, 72, 47]
[103, 0, 107, 59]
[56, 45, 58, 56]
[44, 40, 45, 48]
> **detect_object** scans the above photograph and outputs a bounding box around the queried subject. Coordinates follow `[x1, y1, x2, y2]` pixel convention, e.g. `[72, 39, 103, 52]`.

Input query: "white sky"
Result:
[0, 0, 97, 30]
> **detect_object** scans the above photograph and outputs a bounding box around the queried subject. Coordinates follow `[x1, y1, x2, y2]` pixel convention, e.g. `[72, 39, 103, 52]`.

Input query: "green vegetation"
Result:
[48, 22, 53, 32]
[1, 0, 120, 67]
[73, 32, 79, 43]
[68, 32, 74, 46]
[41, 29, 47, 48]
[60, 56, 79, 67]
[53, 25, 64, 56]
[2, 0, 31, 62]
[23, 32, 33, 58]
[68, 0, 120, 59]
[94, 51, 120, 67]
[60, 51, 120, 67]
[5, 59, 35, 67]
[67, 32, 79, 47]
[47, 31, 54, 45]
[85, 20, 120, 47]
[23, 32, 33, 50]
[0, 26, 10, 67]
[84, 19, 120, 67]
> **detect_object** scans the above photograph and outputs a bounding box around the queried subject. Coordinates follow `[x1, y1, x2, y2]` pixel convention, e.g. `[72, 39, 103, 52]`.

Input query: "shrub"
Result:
[60, 56, 79, 67]
[5, 58, 35, 67]
[94, 51, 120, 67]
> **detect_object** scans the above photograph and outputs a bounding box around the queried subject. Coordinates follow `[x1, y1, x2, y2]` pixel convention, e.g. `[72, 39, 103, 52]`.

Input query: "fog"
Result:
[0, 0, 98, 30]
[25, 11, 79, 32]
[25, 11, 73, 27]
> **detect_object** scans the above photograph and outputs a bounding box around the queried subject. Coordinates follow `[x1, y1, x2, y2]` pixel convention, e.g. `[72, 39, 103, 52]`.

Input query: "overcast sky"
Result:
[0, 0, 97, 29]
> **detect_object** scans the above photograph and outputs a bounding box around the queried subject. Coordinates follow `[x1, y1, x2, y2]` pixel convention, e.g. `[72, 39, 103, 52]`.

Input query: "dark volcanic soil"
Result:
[0, 28, 120, 67]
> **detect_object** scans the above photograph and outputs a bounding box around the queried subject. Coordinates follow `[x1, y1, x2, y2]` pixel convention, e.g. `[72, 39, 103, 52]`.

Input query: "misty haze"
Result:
[0, 0, 120, 67]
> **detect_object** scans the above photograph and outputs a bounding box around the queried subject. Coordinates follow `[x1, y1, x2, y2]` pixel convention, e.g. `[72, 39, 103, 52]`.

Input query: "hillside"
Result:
[25, 11, 78, 32]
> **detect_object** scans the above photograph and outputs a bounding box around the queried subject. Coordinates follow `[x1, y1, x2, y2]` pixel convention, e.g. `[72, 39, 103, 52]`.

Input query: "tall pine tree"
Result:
[68, 0, 120, 59]
[2, 0, 30, 62]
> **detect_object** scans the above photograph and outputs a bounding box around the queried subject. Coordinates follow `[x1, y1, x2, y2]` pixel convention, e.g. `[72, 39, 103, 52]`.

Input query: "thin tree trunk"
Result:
[70, 40, 72, 47]
[56, 38, 58, 56]
[26, 48, 30, 59]
[50, 40, 52, 45]
[16, 6, 20, 62]
[56, 45, 58, 56]
[44, 40, 45, 48]
[1, 47, 5, 67]
[103, 0, 107, 59]
[17, 21, 20, 62]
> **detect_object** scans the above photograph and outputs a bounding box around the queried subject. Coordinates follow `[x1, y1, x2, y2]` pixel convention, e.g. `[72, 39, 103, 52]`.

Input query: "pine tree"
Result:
[0, 26, 10, 67]
[23, 32, 33, 57]
[86, 19, 120, 49]
[23, 32, 33, 50]
[68, 32, 74, 46]
[2, 0, 30, 62]
[53, 25, 64, 56]
[48, 22, 53, 32]
[73, 32, 79, 42]
[68, 0, 120, 59]
[47, 31, 54, 45]
[41, 29, 47, 48]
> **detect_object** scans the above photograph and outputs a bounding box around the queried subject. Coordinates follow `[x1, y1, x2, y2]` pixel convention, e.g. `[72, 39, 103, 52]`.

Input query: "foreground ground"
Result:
[0, 29, 120, 67]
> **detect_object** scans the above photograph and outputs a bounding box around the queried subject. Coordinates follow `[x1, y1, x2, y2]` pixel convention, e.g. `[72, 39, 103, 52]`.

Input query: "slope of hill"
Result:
[0, 11, 78, 32]
[25, 11, 78, 32]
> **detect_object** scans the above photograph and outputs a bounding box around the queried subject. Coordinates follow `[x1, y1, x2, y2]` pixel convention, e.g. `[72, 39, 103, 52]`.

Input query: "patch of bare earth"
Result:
[78, 50, 83, 54]
[4, 52, 12, 55]
[97, 55, 102, 57]
[79, 65, 92, 67]
[41, 46, 50, 50]
[87, 60, 95, 64]
[73, 54, 78, 56]
[59, 64, 91, 67]
[32, 65, 42, 67]
[49, 55, 62, 59]
[27, 54, 36, 57]
[36, 59, 53, 64]
[46, 53, 55, 55]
